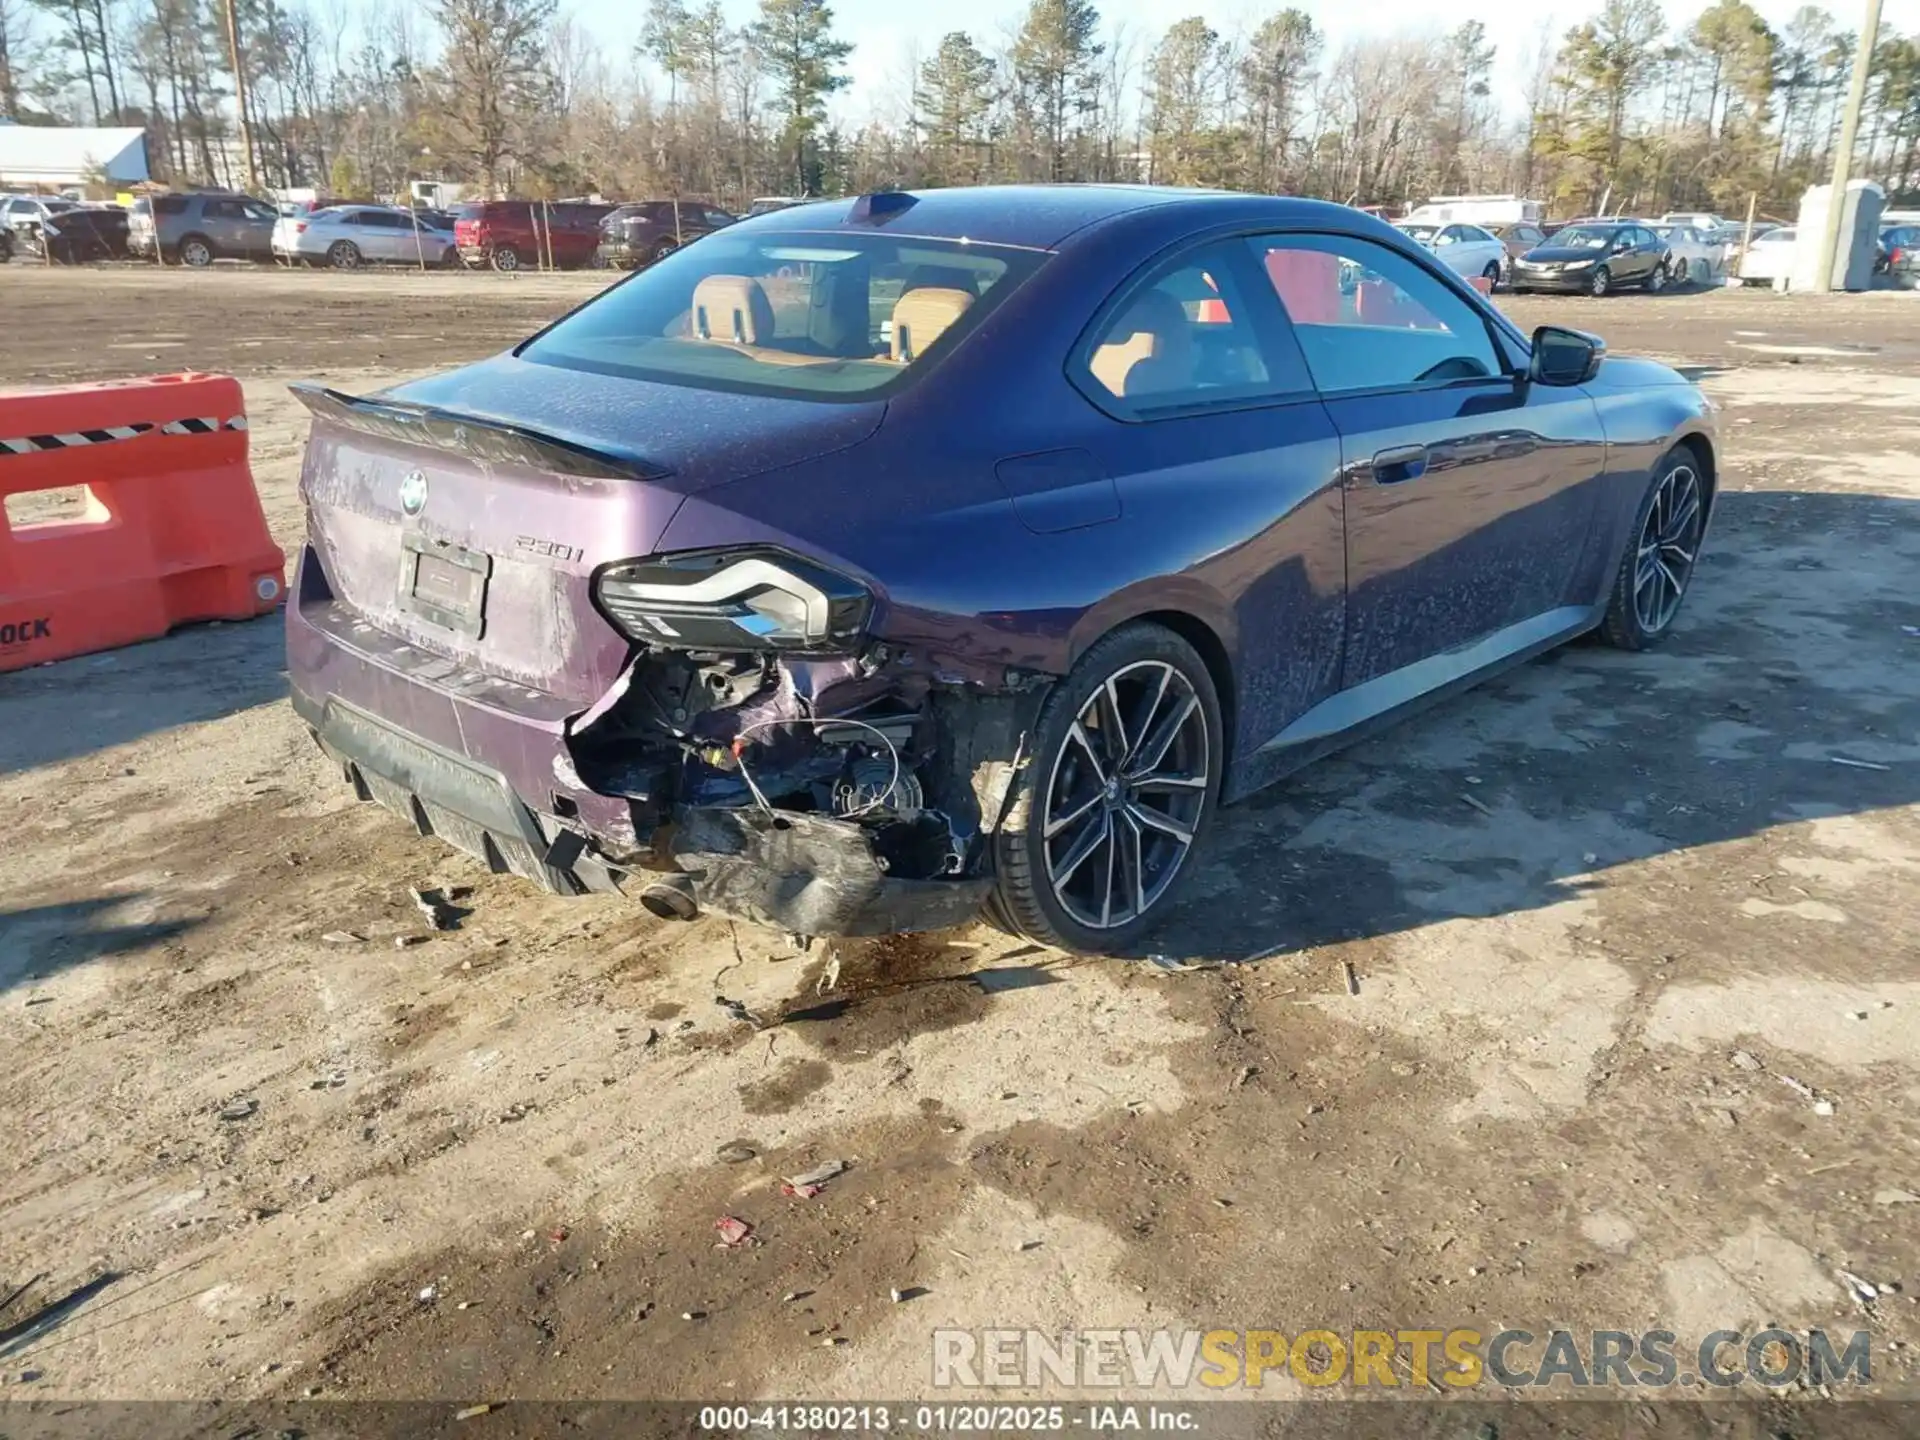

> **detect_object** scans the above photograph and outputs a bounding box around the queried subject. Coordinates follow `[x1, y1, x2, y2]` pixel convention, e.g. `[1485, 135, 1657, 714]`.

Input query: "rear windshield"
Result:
[520, 232, 1044, 400]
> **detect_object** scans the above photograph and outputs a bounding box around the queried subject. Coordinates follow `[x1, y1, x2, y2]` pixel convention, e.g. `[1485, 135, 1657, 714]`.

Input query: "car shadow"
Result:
[0, 615, 286, 775]
[1128, 487, 1919, 963]
[0, 896, 200, 997]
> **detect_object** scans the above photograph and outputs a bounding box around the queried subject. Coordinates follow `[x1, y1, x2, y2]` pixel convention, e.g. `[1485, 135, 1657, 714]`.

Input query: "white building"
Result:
[0, 123, 151, 191]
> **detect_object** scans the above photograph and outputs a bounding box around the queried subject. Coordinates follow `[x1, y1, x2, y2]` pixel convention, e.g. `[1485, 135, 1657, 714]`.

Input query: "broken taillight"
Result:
[294, 222, 308, 234]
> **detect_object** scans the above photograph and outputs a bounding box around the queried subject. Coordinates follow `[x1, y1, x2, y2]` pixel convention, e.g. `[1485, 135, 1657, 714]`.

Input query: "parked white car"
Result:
[273, 205, 458, 268]
[1659, 211, 1732, 234]
[1735, 226, 1798, 285]
[1395, 221, 1508, 285]
[1651, 224, 1723, 286]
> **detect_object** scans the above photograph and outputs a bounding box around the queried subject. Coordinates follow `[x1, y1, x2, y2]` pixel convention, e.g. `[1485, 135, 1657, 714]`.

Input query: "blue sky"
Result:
[573, 0, 1920, 126]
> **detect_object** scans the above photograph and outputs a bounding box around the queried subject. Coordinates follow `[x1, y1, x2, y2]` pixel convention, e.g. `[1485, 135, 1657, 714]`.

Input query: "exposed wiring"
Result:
[732, 715, 904, 819]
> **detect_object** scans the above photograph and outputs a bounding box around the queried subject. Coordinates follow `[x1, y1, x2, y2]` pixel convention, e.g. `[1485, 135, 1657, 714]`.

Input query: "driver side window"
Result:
[1249, 234, 1503, 396]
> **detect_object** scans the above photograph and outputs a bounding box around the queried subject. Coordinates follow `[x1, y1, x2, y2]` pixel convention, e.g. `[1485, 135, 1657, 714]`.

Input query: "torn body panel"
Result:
[558, 642, 1045, 935]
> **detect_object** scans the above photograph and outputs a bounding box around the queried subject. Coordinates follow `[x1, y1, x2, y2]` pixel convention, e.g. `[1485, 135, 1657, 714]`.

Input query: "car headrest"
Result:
[891, 287, 974, 362]
[1089, 289, 1195, 398]
[691, 275, 776, 346]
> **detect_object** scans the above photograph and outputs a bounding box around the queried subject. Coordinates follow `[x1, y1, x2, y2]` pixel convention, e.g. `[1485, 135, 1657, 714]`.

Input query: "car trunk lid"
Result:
[293, 357, 884, 704]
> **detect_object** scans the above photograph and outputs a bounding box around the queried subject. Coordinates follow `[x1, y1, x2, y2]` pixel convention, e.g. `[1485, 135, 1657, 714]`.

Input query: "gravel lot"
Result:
[1, 266, 1917, 1430]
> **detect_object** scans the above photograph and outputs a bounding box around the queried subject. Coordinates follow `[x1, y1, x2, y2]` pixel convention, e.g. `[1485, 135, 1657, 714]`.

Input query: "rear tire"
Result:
[490, 245, 521, 272]
[328, 240, 362, 270]
[1645, 260, 1668, 293]
[1599, 446, 1709, 651]
[440, 246, 460, 268]
[648, 239, 678, 266]
[987, 623, 1223, 954]
[179, 234, 214, 268]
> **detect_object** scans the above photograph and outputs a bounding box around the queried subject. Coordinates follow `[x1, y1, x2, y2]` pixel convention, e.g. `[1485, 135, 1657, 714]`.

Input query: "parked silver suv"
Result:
[128, 191, 278, 266]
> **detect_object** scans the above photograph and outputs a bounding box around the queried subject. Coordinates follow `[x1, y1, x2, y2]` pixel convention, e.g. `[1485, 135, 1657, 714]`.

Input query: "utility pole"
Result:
[1811, 0, 1883, 293]
[221, 0, 260, 193]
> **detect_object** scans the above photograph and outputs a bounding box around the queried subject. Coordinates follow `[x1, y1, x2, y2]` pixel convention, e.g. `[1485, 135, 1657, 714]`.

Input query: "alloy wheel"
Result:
[1589, 265, 1610, 297]
[1647, 261, 1667, 293]
[182, 239, 212, 268]
[1633, 462, 1704, 634]
[492, 246, 520, 272]
[330, 241, 361, 269]
[1042, 660, 1209, 931]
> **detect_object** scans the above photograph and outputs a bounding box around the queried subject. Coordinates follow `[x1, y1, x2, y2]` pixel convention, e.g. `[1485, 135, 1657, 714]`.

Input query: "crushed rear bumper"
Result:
[287, 560, 996, 935]
[295, 685, 992, 933]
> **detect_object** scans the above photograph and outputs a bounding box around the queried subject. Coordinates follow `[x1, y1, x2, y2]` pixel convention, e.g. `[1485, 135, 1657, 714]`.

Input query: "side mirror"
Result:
[1530, 325, 1605, 386]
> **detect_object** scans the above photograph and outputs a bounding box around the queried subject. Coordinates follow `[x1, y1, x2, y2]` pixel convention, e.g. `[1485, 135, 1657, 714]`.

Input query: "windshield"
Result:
[521, 231, 1044, 400]
[1551, 226, 1619, 249]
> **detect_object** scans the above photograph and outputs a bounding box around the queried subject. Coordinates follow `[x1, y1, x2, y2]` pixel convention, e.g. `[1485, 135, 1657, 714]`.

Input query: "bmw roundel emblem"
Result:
[399, 469, 429, 517]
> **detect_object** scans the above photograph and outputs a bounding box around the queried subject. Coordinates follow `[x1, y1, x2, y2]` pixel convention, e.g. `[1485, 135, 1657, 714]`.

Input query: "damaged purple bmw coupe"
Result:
[286, 185, 1715, 951]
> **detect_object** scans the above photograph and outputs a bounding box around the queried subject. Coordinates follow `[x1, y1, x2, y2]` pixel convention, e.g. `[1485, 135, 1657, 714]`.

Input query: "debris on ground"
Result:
[1839, 1270, 1879, 1306]
[1875, 1189, 1920, 1206]
[416, 1285, 437, 1304]
[454, 1404, 495, 1421]
[890, 1286, 927, 1303]
[815, 950, 842, 994]
[1143, 953, 1221, 972]
[1231, 1065, 1257, 1090]
[714, 1215, 754, 1248]
[1343, 961, 1361, 996]
[781, 1160, 849, 1198]
[1828, 755, 1892, 772]
[1813, 1099, 1837, 1116]
[320, 931, 363, 945]
[393, 935, 428, 950]
[409, 886, 462, 930]
[716, 1142, 757, 1165]
[715, 994, 765, 1028]
[1459, 792, 1494, 817]
[219, 1099, 258, 1122]
[1777, 1074, 1818, 1100]
[1730, 1049, 1763, 1071]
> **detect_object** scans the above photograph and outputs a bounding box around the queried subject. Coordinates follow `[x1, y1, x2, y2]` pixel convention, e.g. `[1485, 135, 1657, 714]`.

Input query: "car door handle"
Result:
[1371, 445, 1430, 484]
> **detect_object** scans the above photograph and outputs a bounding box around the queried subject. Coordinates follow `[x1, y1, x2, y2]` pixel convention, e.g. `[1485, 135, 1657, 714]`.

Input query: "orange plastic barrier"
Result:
[0, 372, 286, 673]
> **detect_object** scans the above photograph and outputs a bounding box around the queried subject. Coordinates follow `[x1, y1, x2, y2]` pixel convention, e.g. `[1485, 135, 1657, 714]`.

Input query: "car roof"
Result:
[734, 184, 1327, 250]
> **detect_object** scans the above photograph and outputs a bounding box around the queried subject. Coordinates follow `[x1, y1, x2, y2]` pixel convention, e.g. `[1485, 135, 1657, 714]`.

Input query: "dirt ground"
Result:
[1, 266, 1917, 1431]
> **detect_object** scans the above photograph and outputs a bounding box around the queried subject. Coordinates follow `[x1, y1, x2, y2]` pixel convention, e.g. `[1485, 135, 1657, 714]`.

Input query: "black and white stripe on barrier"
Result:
[0, 414, 247, 457]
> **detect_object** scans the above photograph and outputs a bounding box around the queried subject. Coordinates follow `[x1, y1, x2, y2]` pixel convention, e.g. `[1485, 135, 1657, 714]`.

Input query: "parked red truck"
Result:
[452, 200, 617, 271]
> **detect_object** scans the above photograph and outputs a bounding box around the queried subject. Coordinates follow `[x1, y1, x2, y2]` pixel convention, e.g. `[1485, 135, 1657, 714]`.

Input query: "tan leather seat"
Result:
[891, 287, 974, 362]
[691, 275, 776, 346]
[1089, 289, 1195, 399]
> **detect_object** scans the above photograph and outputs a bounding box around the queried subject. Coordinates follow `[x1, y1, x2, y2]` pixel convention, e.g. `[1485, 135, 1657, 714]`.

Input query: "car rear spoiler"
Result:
[288, 382, 665, 481]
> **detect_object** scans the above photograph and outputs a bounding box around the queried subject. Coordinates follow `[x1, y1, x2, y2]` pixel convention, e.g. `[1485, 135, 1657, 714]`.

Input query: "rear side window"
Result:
[1249, 234, 1503, 396]
[155, 195, 189, 215]
[521, 232, 1043, 400]
[1079, 239, 1311, 415]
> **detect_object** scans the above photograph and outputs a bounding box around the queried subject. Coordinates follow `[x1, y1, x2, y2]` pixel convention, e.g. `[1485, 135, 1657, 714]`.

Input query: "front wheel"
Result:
[1691, 258, 1710, 286]
[1588, 264, 1611, 297]
[988, 623, 1223, 953]
[1481, 261, 1502, 289]
[1599, 447, 1709, 650]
